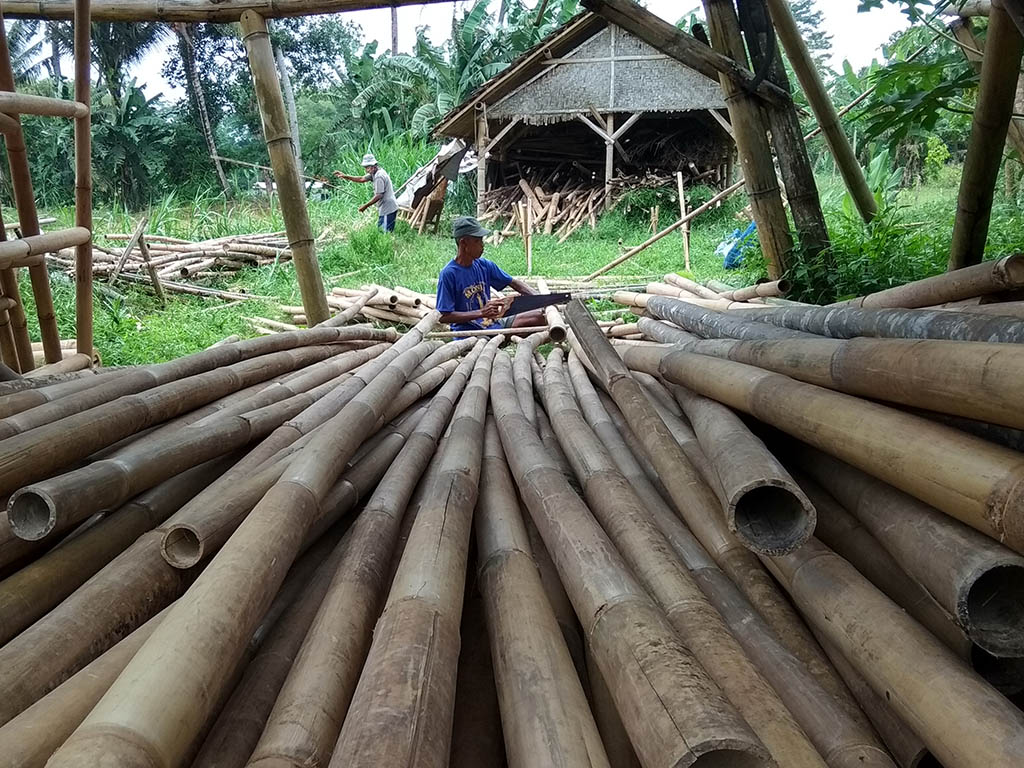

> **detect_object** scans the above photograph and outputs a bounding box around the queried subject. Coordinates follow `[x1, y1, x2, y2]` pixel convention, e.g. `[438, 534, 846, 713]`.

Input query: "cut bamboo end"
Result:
[960, 564, 1024, 656]
[7, 489, 57, 541]
[728, 481, 816, 556]
[161, 524, 203, 569]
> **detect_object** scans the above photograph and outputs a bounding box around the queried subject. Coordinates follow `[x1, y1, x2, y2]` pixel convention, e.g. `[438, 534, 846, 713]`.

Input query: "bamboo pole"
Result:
[512, 330, 548, 426]
[474, 416, 610, 768]
[489, 350, 772, 768]
[535, 277, 566, 341]
[676, 172, 691, 272]
[797, 449, 1024, 658]
[47, 318, 438, 768]
[730, 303, 1024, 343]
[766, 536, 1024, 768]
[586, 650, 641, 768]
[663, 272, 722, 300]
[0, 91, 86, 118]
[764, 0, 876, 223]
[240, 11, 329, 325]
[0, 10, 61, 366]
[646, 295, 811, 339]
[542, 349, 827, 768]
[328, 339, 499, 768]
[702, 0, 792, 279]
[566, 304, 877, 733]
[948, 0, 1024, 270]
[668, 381, 815, 555]
[646, 347, 1024, 553]
[720, 279, 789, 301]
[566, 351, 892, 768]
[837, 253, 1024, 308]
[245, 342, 484, 768]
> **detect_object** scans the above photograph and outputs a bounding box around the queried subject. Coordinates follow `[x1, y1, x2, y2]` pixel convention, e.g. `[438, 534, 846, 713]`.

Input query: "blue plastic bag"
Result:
[717, 221, 758, 269]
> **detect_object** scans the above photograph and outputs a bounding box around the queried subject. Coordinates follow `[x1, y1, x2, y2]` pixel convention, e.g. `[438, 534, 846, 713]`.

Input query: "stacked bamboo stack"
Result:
[1, 288, 1024, 768]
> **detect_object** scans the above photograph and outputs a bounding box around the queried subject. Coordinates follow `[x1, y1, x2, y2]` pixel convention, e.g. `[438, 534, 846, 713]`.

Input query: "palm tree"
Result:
[91, 22, 169, 107]
[5, 20, 46, 84]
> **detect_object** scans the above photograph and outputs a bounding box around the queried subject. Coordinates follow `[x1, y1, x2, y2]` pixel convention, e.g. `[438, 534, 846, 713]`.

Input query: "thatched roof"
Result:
[435, 11, 726, 139]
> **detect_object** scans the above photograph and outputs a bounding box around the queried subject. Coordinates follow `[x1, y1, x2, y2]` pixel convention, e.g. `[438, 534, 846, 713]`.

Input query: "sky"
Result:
[131, 0, 913, 101]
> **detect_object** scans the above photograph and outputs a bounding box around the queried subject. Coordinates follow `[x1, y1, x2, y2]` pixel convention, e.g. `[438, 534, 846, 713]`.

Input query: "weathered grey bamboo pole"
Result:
[729, 303, 1024, 343]
[948, 0, 1023, 270]
[565, 302, 874, 732]
[586, 648, 641, 768]
[328, 338, 499, 768]
[646, 295, 812, 339]
[649, 347, 1024, 553]
[636, 316, 699, 344]
[512, 331, 548, 426]
[240, 11, 329, 325]
[626, 333, 1024, 429]
[246, 341, 484, 768]
[566, 350, 893, 768]
[766, 537, 1024, 768]
[409, 337, 477, 378]
[543, 349, 827, 768]
[0, 343, 352, 495]
[475, 417, 610, 768]
[702, 0, 793, 279]
[796, 448, 1024, 658]
[669, 381, 815, 555]
[74, 0, 92, 356]
[764, 0, 876, 223]
[46, 316, 438, 768]
[0, 459, 227, 645]
[490, 350, 772, 768]
[8, 350, 379, 542]
[838, 254, 1024, 308]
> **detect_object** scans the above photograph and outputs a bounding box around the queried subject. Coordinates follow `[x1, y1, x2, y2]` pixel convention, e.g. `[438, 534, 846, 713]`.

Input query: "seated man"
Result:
[436, 217, 545, 335]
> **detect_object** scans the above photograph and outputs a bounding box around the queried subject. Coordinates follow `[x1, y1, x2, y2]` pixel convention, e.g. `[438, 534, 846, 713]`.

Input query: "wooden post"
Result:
[949, 1, 1024, 270]
[138, 235, 165, 306]
[676, 172, 691, 272]
[109, 216, 147, 284]
[476, 104, 489, 218]
[240, 11, 329, 325]
[739, 0, 831, 262]
[764, 0, 877, 224]
[523, 200, 533, 275]
[703, 0, 792, 279]
[0, 10, 61, 368]
[74, 0, 92, 359]
[604, 113, 614, 211]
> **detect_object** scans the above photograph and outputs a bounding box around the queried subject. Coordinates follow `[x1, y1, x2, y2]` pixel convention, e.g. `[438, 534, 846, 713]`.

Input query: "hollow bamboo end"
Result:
[961, 563, 1024, 657]
[161, 525, 203, 569]
[728, 482, 816, 556]
[7, 488, 57, 541]
[548, 325, 568, 343]
[689, 743, 773, 768]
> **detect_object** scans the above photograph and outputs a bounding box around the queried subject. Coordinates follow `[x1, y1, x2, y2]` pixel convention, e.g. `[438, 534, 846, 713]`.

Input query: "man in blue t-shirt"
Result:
[436, 217, 545, 335]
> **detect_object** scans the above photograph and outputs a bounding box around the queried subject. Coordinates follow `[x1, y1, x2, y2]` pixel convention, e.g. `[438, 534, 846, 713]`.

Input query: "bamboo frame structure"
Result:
[240, 11, 329, 326]
[948, 0, 1024, 270]
[764, 0, 876, 223]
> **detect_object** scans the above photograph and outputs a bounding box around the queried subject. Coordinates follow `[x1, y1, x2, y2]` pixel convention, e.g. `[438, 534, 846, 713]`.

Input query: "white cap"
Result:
[361, 153, 378, 167]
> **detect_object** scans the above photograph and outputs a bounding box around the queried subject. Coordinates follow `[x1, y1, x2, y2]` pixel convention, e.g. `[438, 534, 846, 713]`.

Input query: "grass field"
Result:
[9, 165, 1018, 366]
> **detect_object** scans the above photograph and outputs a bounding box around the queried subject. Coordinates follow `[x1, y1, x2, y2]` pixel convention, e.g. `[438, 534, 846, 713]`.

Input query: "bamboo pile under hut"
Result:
[0, 283, 1023, 768]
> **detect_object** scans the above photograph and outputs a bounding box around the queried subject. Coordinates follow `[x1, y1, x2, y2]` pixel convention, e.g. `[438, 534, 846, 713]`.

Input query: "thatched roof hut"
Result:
[435, 12, 734, 222]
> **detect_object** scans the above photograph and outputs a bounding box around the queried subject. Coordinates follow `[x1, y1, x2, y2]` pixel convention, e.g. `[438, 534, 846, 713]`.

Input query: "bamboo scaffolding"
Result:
[245, 341, 483, 768]
[542, 349, 827, 768]
[329, 338, 499, 768]
[566, 351, 892, 767]
[731, 303, 1024, 343]
[797, 448, 1024, 658]
[766, 536, 1024, 768]
[475, 417, 611, 768]
[948, 0, 1024, 270]
[46, 317, 439, 768]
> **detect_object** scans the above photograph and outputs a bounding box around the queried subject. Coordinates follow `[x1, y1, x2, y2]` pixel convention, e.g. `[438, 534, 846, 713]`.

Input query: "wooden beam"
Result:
[581, 0, 791, 107]
[3, 0, 458, 22]
[483, 116, 523, 157]
[476, 105, 489, 218]
[949, 0, 1024, 270]
[240, 10, 329, 325]
[74, 0, 92, 359]
[708, 109, 734, 138]
[612, 111, 643, 140]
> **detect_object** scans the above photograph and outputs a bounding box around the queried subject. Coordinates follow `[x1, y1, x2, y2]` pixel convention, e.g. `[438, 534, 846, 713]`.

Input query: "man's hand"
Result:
[481, 298, 509, 319]
[358, 204, 367, 213]
[332, 170, 344, 179]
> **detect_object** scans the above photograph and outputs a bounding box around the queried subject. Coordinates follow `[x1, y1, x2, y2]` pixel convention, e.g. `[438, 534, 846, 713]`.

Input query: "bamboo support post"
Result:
[108, 217, 147, 284]
[702, 0, 792, 279]
[74, 0, 92, 356]
[948, 0, 1024, 270]
[240, 11, 329, 325]
[474, 417, 611, 768]
[542, 350, 828, 768]
[764, 0, 876, 223]
[676, 172, 691, 272]
[490, 350, 772, 768]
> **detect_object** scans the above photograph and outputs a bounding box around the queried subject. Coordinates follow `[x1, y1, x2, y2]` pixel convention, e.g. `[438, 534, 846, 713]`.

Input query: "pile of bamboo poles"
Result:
[2, 286, 1024, 768]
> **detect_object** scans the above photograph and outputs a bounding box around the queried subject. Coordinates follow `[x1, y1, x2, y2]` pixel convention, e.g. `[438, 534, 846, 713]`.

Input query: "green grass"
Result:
[13, 163, 1021, 366]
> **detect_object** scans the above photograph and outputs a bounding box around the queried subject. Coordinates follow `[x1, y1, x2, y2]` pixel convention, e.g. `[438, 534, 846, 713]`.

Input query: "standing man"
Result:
[334, 153, 399, 232]
[436, 216, 545, 335]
